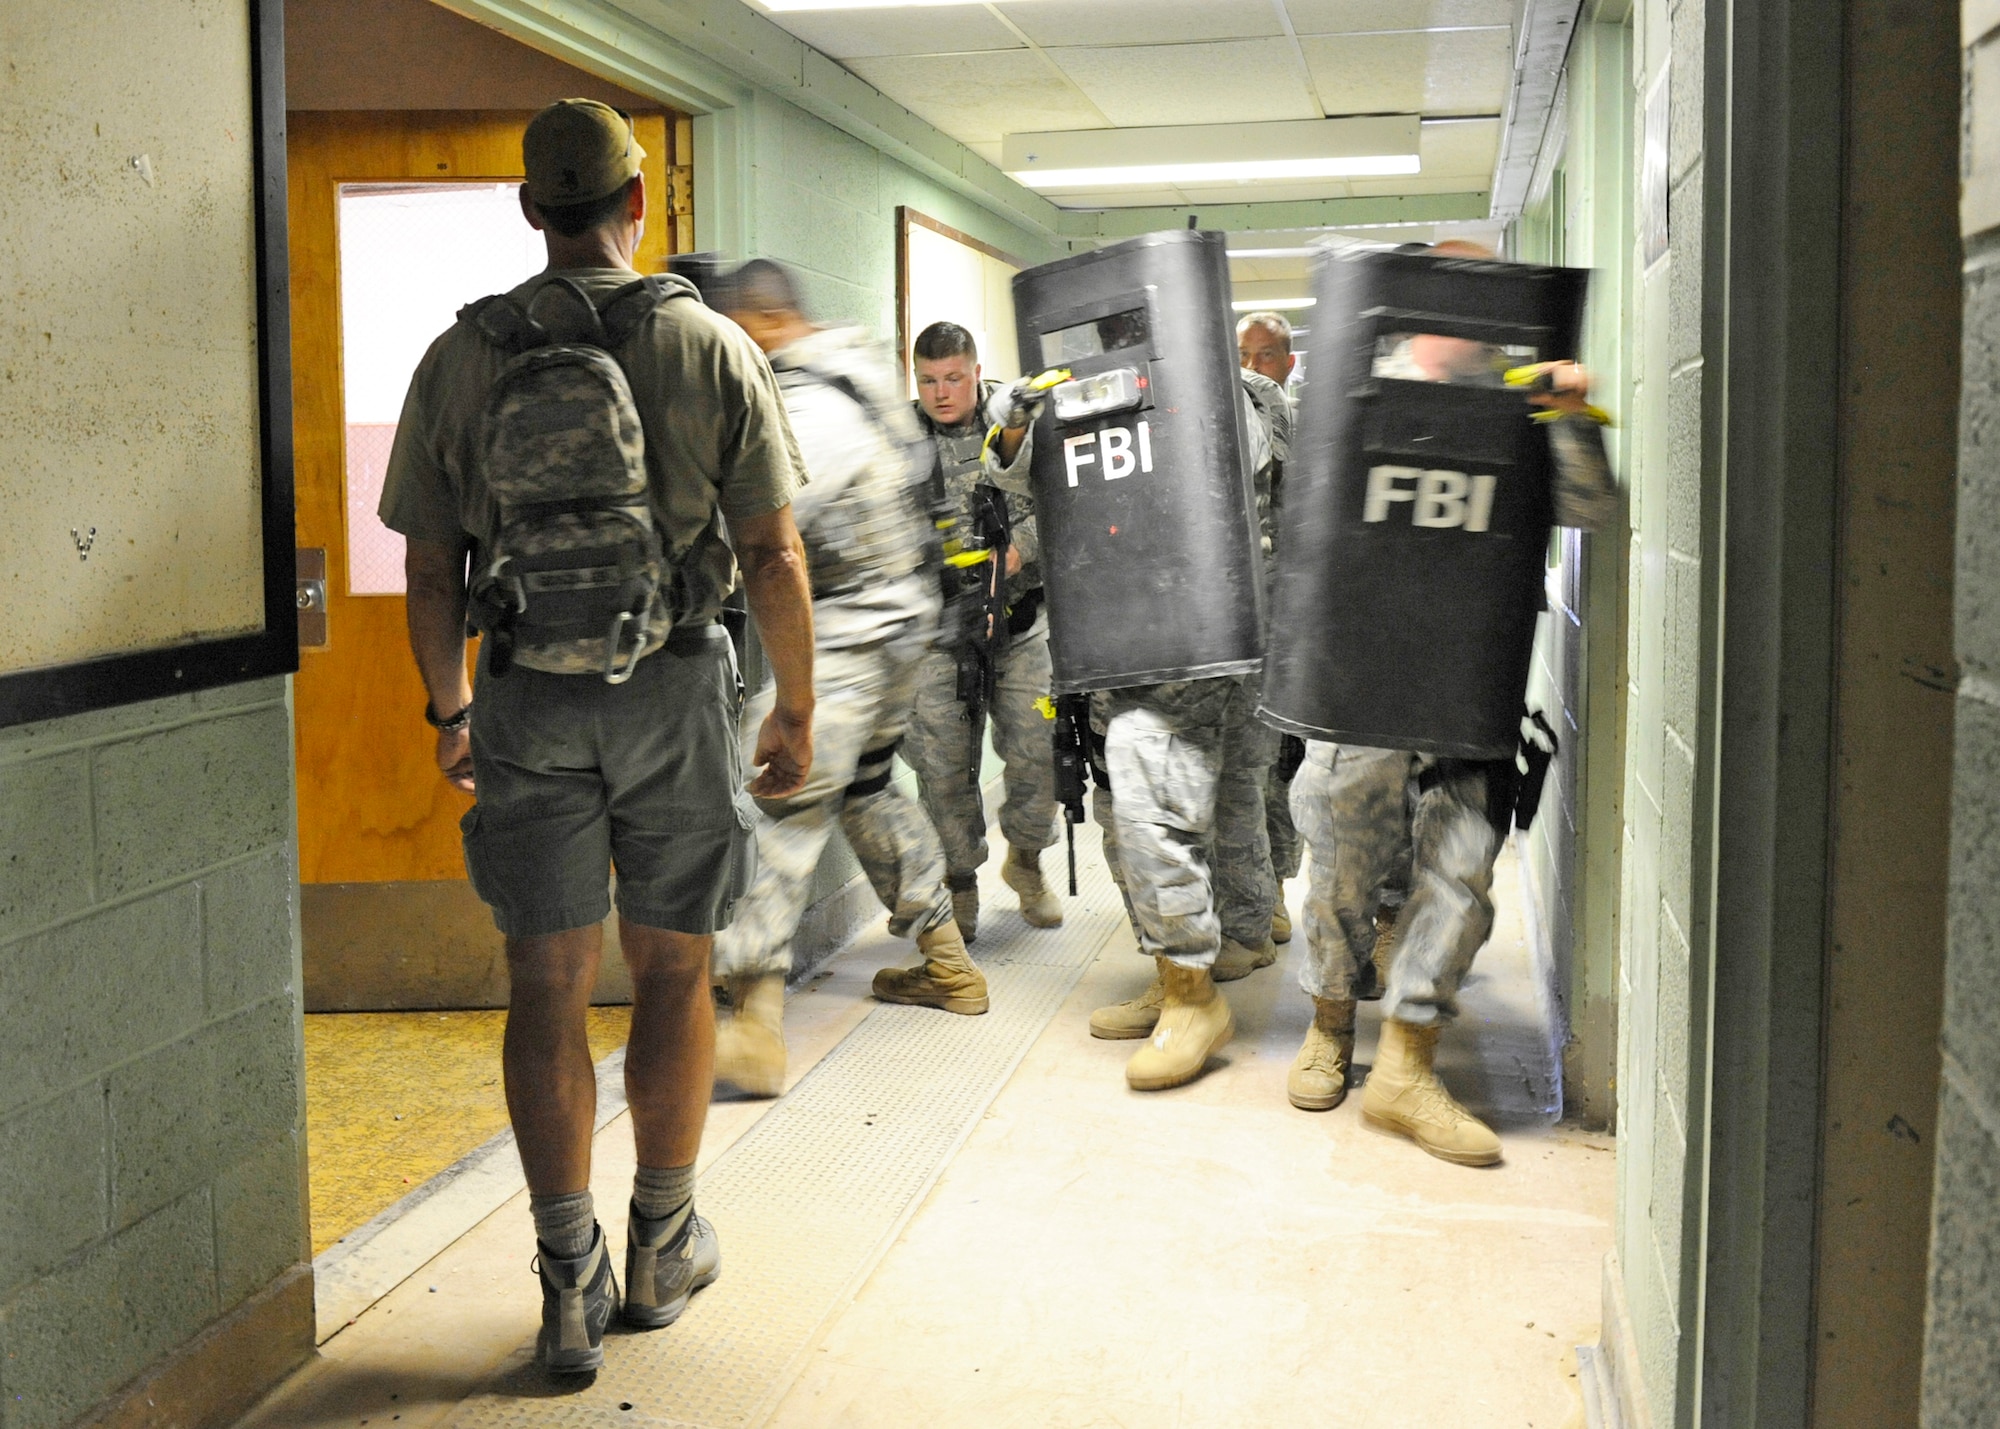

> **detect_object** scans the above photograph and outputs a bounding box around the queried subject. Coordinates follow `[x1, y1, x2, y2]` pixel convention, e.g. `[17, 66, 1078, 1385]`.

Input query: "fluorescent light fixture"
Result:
[1005, 117, 1419, 191]
[1018, 156, 1417, 189]
[1233, 298, 1317, 311]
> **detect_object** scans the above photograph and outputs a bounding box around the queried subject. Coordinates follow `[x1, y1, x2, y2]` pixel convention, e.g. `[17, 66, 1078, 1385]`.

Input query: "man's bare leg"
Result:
[503, 924, 606, 1195]
[619, 919, 717, 1167]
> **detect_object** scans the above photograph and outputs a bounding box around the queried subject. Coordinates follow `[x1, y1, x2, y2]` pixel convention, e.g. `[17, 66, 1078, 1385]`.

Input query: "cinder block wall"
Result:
[0, 679, 308, 1428]
[1610, 0, 1710, 1418]
[1924, 7, 2000, 1419]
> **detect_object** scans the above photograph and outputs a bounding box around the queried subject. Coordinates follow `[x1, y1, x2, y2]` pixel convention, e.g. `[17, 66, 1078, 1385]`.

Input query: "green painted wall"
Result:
[1514, 18, 1634, 1134]
[1613, 0, 1706, 1417]
[0, 681, 307, 1428]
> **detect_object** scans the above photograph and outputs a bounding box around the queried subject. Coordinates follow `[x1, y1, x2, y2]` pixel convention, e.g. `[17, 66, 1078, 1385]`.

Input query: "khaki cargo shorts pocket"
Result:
[460, 804, 497, 905]
[717, 790, 759, 922]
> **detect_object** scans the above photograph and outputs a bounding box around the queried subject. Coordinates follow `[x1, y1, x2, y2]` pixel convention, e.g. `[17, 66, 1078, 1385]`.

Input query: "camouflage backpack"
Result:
[461, 275, 688, 682]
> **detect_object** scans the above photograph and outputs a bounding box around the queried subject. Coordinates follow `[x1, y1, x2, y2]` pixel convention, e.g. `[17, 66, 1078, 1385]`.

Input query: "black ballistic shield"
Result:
[1260, 248, 1590, 758]
[1012, 231, 1265, 693]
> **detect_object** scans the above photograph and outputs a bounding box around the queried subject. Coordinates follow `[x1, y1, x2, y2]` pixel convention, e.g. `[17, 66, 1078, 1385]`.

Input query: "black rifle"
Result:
[951, 485, 1012, 786]
[1051, 694, 1092, 895]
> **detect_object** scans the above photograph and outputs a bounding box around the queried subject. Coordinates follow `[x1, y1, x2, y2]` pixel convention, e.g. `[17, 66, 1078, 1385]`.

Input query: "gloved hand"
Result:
[983, 372, 1062, 431]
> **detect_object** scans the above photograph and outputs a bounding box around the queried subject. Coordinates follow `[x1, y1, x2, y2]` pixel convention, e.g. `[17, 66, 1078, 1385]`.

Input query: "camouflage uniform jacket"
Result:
[768, 326, 938, 650]
[914, 380, 1042, 613]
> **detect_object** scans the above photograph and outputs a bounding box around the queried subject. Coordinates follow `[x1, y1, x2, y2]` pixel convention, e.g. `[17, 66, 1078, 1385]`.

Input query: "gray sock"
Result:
[530, 1190, 596, 1261]
[632, 1164, 695, 1224]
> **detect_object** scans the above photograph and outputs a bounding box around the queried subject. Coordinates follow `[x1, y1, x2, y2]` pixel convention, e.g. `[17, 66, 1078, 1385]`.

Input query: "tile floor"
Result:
[244, 840, 1612, 1429]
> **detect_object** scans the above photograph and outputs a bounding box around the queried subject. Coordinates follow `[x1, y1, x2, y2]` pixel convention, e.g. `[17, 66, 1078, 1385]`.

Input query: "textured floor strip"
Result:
[444, 823, 1129, 1429]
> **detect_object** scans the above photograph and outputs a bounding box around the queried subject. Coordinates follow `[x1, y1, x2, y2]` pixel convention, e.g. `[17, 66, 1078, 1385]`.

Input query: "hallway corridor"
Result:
[241, 822, 1613, 1429]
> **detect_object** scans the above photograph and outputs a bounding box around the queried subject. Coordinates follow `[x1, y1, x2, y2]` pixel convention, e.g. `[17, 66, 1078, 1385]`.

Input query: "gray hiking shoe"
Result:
[535, 1225, 619, 1374]
[623, 1200, 721, 1329]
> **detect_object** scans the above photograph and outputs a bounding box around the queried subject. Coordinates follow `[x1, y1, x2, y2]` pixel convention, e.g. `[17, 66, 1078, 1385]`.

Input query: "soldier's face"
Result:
[1238, 324, 1295, 386]
[916, 354, 980, 426]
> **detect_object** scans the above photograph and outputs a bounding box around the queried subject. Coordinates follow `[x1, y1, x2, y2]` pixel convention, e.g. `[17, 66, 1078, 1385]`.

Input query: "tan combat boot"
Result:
[1212, 935, 1277, 982]
[714, 974, 786, 1098]
[1271, 902, 1293, 944]
[1125, 962, 1234, 1091]
[1286, 996, 1356, 1110]
[951, 885, 979, 944]
[1089, 958, 1166, 1040]
[1361, 1019, 1502, 1166]
[1001, 845, 1064, 928]
[872, 920, 990, 1014]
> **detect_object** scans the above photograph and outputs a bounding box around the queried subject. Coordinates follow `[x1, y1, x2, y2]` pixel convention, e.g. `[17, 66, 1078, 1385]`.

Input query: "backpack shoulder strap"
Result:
[460, 293, 547, 356]
[599, 274, 689, 349]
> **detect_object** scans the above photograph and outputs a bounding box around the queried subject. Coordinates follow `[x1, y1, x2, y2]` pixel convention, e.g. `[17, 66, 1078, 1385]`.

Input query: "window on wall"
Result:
[898, 207, 1023, 393]
[337, 184, 545, 595]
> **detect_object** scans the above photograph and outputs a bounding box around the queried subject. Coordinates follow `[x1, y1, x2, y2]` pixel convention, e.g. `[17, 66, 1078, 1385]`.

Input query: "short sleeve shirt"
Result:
[378, 268, 801, 624]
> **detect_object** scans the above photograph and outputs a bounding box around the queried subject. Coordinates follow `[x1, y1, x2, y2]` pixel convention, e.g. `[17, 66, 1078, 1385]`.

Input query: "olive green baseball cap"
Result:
[522, 99, 644, 206]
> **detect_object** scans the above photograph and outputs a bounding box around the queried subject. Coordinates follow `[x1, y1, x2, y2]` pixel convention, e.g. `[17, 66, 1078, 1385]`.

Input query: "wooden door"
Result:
[288, 110, 685, 1009]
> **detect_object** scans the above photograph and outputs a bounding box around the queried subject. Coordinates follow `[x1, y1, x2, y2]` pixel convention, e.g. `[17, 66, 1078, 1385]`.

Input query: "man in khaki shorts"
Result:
[381, 99, 816, 1373]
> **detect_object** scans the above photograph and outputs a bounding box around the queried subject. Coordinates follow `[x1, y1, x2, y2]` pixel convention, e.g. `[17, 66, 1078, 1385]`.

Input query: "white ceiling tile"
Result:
[996, 0, 1283, 47]
[847, 50, 1107, 143]
[1418, 117, 1501, 177]
[1300, 26, 1510, 116]
[1283, 0, 1515, 34]
[1046, 39, 1321, 127]
[964, 139, 1005, 167]
[767, 7, 1024, 59]
[1421, 27, 1513, 111]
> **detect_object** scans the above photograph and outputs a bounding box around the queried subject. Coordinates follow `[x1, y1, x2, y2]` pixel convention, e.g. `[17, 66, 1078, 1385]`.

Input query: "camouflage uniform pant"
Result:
[901, 612, 1058, 889]
[1288, 742, 1502, 1027]
[713, 628, 954, 980]
[1102, 676, 1278, 970]
[1267, 756, 1302, 883]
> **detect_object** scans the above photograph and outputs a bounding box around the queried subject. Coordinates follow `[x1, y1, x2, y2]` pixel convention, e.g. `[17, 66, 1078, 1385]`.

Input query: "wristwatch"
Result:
[424, 700, 472, 733]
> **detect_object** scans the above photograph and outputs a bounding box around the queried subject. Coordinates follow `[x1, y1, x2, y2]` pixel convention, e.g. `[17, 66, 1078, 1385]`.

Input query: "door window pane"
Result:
[338, 184, 544, 594]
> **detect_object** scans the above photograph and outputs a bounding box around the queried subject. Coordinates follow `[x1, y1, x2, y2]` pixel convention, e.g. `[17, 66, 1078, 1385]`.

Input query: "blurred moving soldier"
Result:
[709, 262, 984, 1099]
[1286, 240, 1616, 1164]
[381, 102, 815, 1372]
[903, 321, 1063, 940]
[1237, 311, 1306, 944]
[985, 362, 1285, 1084]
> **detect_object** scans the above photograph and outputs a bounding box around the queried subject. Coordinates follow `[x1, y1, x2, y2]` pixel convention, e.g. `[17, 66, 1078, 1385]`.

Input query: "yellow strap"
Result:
[945, 548, 992, 569]
[1034, 695, 1057, 720]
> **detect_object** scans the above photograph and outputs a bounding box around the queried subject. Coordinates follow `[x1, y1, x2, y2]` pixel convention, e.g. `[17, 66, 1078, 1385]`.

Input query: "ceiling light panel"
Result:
[1046, 38, 1321, 128]
[996, 0, 1284, 47]
[1004, 116, 1421, 190]
[766, 5, 1023, 57]
[1281, 0, 1514, 33]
